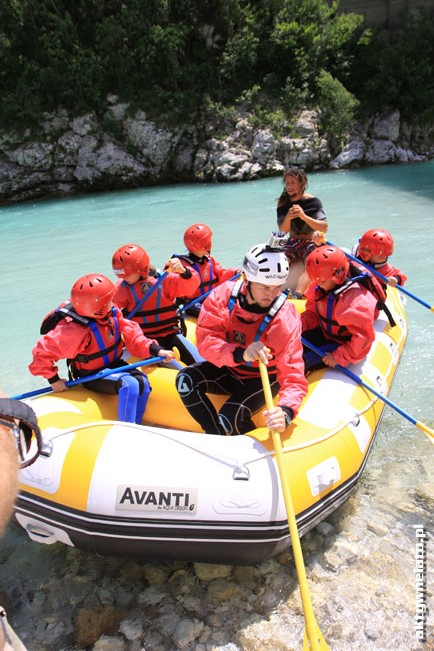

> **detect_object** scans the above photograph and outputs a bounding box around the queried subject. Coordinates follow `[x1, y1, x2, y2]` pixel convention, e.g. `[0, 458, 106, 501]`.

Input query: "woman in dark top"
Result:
[276, 167, 328, 298]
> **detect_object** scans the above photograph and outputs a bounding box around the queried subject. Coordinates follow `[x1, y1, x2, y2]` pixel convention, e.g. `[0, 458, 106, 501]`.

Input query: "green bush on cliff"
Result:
[316, 70, 359, 154]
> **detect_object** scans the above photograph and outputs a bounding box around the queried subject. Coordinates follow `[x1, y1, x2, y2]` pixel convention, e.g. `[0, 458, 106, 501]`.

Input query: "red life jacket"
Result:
[123, 278, 180, 338]
[40, 303, 124, 375]
[346, 262, 395, 326]
[314, 264, 395, 341]
[226, 280, 287, 376]
[174, 254, 218, 297]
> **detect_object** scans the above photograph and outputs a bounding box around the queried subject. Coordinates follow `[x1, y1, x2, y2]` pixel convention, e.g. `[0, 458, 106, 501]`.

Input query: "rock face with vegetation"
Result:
[0, 103, 433, 204]
[1, 0, 434, 203]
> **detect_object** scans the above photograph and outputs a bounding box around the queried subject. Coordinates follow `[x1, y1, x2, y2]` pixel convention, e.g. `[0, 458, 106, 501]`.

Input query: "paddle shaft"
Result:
[327, 240, 434, 312]
[12, 356, 167, 401]
[259, 361, 330, 650]
[302, 338, 434, 443]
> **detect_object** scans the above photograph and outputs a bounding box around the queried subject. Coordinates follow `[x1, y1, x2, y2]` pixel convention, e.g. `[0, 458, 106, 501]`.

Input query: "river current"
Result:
[0, 162, 433, 650]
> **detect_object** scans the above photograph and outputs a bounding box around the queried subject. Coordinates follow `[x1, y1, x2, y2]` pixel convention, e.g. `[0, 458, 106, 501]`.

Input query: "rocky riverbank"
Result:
[1, 99, 433, 205]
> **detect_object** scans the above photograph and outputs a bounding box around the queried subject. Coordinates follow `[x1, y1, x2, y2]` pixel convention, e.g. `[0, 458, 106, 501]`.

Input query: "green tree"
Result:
[316, 70, 359, 154]
[349, 9, 434, 122]
[0, 0, 433, 131]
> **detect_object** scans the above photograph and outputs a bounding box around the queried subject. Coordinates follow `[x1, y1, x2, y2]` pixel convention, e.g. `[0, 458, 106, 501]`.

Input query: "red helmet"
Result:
[112, 244, 150, 278]
[183, 223, 212, 253]
[306, 246, 349, 284]
[71, 274, 115, 318]
[359, 229, 394, 261]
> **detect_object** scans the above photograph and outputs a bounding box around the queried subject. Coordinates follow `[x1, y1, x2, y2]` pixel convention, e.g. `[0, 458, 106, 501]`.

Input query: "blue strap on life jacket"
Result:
[228, 279, 244, 313]
[127, 282, 162, 323]
[194, 259, 215, 295]
[125, 273, 168, 320]
[324, 293, 334, 336]
[88, 307, 120, 367]
[315, 285, 347, 336]
[228, 281, 287, 366]
[254, 293, 287, 342]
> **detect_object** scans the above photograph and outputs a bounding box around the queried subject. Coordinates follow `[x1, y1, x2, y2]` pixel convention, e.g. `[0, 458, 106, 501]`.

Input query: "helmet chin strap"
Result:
[237, 281, 256, 307]
[246, 281, 256, 303]
[242, 280, 277, 314]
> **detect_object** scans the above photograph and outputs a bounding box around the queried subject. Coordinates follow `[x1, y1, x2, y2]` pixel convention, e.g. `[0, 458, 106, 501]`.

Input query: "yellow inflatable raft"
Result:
[15, 289, 407, 564]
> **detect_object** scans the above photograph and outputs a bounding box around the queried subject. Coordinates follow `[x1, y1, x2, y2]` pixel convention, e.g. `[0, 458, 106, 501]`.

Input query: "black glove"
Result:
[280, 405, 294, 428]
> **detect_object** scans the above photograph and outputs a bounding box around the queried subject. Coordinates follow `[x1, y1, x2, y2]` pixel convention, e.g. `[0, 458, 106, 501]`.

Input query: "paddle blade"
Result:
[417, 421, 434, 444]
[172, 347, 181, 362]
[303, 626, 330, 650]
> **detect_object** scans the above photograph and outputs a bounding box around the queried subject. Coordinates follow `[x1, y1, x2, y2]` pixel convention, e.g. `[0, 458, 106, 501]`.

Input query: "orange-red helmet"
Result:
[71, 274, 115, 318]
[112, 244, 150, 278]
[183, 223, 212, 253]
[306, 246, 349, 285]
[359, 229, 394, 261]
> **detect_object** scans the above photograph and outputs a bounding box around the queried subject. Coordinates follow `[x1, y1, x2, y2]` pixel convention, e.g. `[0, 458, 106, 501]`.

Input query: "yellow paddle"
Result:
[259, 360, 330, 651]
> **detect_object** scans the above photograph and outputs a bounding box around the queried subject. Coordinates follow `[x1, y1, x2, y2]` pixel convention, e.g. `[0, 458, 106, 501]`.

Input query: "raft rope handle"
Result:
[31, 338, 398, 468]
[30, 395, 377, 471]
[33, 420, 246, 470]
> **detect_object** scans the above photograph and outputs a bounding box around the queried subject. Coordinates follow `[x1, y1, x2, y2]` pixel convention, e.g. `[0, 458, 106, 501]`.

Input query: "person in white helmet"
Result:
[176, 234, 308, 436]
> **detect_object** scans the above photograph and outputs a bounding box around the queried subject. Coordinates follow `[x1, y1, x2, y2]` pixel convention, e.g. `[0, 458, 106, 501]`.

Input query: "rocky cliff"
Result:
[1, 97, 433, 205]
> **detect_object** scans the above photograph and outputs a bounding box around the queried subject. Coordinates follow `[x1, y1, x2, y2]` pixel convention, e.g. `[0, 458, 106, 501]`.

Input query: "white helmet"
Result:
[243, 243, 289, 285]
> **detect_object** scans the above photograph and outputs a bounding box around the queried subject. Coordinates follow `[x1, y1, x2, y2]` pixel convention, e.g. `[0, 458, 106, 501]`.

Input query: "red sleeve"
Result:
[29, 321, 90, 379]
[265, 303, 308, 416]
[161, 270, 201, 302]
[377, 261, 407, 286]
[300, 282, 320, 331]
[331, 287, 377, 366]
[116, 309, 159, 358]
[210, 257, 239, 284]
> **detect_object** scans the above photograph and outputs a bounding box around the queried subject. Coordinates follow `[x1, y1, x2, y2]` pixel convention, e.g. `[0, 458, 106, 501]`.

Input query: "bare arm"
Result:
[280, 204, 328, 234]
[0, 390, 19, 538]
[0, 426, 19, 538]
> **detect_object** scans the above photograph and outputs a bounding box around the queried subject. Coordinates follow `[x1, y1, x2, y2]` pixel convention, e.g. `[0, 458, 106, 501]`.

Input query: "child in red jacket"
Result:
[302, 246, 378, 371]
[163, 223, 239, 316]
[29, 273, 174, 424]
[112, 243, 203, 367]
[352, 228, 407, 287]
